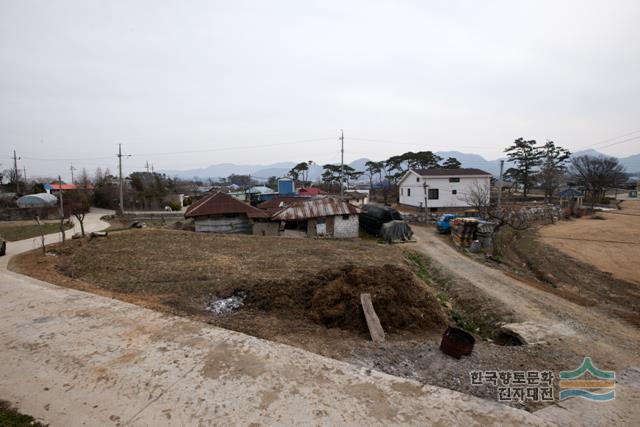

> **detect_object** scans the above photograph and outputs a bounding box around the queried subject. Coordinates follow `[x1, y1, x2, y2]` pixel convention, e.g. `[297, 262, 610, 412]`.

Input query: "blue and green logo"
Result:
[559, 357, 615, 401]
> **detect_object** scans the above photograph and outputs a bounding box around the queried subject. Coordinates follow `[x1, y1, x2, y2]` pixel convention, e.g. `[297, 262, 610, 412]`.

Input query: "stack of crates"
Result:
[451, 218, 479, 247]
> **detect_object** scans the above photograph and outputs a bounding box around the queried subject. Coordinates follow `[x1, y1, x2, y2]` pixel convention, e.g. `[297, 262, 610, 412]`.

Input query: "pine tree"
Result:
[504, 138, 542, 197]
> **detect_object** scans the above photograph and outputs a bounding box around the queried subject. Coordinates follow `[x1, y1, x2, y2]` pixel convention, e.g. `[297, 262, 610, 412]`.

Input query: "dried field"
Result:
[538, 199, 640, 285]
[11, 228, 576, 410]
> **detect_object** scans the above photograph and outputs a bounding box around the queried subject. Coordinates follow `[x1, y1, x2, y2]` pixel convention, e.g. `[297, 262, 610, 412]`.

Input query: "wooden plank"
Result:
[360, 293, 385, 343]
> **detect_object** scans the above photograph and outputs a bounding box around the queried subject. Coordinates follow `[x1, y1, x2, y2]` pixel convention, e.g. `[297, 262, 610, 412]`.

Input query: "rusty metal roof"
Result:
[271, 196, 360, 221]
[185, 191, 269, 219]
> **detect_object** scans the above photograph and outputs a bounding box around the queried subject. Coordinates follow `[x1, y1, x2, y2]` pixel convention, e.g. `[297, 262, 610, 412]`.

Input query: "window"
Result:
[342, 214, 349, 220]
[449, 177, 460, 183]
[407, 188, 411, 197]
[452, 189, 457, 195]
[428, 188, 439, 200]
[401, 188, 404, 196]
[416, 177, 420, 182]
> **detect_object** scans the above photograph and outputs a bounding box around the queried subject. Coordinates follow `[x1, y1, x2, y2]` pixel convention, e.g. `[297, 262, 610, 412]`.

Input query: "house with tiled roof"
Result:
[398, 168, 492, 210]
[184, 192, 270, 234]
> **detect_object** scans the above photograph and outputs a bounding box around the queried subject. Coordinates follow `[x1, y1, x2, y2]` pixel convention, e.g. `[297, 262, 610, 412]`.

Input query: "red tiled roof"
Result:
[184, 192, 269, 219]
[49, 183, 78, 190]
[298, 187, 326, 196]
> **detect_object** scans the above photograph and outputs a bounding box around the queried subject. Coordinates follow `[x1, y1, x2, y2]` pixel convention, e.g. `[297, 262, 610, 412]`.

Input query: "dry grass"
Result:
[10, 229, 413, 356]
[538, 199, 640, 285]
[0, 220, 71, 241]
[49, 229, 404, 295]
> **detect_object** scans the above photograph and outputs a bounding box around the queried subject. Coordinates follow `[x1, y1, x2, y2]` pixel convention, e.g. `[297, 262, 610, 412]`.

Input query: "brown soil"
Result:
[10, 230, 446, 346]
[538, 199, 640, 285]
[501, 228, 640, 328]
[308, 265, 447, 333]
[9, 229, 571, 411]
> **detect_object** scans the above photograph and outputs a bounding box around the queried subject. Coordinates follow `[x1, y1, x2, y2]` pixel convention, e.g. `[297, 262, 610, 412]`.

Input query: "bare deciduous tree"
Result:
[569, 155, 626, 205]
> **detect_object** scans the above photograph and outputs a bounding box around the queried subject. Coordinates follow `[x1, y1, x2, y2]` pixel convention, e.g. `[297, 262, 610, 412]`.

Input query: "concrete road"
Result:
[0, 211, 554, 426]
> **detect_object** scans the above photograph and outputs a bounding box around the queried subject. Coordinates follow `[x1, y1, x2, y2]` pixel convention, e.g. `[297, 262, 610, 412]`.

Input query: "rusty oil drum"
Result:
[440, 327, 475, 358]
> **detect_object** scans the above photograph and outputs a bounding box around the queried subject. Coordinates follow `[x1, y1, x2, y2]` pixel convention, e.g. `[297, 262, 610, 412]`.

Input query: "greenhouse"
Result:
[16, 193, 58, 208]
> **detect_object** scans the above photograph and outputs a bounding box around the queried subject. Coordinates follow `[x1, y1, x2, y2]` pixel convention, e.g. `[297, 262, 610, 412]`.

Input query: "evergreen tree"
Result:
[504, 138, 542, 197]
[442, 157, 461, 169]
[538, 140, 571, 200]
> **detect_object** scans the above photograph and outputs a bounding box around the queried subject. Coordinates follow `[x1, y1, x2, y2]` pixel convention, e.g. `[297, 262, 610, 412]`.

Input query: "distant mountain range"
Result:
[161, 149, 640, 181]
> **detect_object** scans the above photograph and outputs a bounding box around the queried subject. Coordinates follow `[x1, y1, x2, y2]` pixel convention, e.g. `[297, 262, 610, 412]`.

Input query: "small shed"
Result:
[559, 188, 584, 210]
[184, 192, 269, 234]
[16, 193, 58, 208]
[271, 196, 360, 238]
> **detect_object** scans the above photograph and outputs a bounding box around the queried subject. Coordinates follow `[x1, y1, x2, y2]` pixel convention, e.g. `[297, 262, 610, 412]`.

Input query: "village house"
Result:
[270, 196, 360, 238]
[184, 191, 270, 234]
[398, 168, 492, 211]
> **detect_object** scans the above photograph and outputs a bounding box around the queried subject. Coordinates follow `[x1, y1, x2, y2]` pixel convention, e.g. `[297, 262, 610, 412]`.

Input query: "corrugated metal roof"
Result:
[271, 196, 360, 221]
[185, 192, 269, 219]
[298, 187, 326, 196]
[256, 196, 302, 214]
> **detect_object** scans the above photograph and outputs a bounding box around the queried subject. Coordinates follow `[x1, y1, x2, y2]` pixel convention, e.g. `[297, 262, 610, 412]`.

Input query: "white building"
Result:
[398, 168, 492, 210]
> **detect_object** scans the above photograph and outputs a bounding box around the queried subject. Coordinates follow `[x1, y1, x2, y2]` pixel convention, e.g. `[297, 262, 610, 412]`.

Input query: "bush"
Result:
[166, 201, 181, 211]
[183, 196, 192, 206]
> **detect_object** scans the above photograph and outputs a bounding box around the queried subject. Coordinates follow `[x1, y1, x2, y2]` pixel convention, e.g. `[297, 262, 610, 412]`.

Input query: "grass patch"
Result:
[0, 401, 45, 427]
[0, 222, 71, 241]
[403, 249, 499, 337]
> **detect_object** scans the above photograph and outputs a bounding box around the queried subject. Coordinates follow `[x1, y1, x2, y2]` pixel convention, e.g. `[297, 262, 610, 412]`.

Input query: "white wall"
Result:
[333, 214, 359, 238]
[398, 173, 490, 209]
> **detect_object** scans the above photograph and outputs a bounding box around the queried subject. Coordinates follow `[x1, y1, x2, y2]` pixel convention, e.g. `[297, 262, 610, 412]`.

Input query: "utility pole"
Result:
[23, 166, 27, 184]
[497, 159, 504, 211]
[423, 182, 429, 214]
[117, 144, 130, 215]
[340, 129, 345, 198]
[13, 150, 20, 194]
[145, 161, 150, 172]
[58, 174, 65, 243]
[70, 163, 76, 183]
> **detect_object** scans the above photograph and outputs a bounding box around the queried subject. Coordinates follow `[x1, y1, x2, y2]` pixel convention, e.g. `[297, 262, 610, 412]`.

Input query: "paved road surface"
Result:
[0, 210, 552, 426]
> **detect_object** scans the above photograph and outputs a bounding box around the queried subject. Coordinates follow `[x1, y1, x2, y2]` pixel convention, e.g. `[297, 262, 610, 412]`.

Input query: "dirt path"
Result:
[412, 225, 640, 425]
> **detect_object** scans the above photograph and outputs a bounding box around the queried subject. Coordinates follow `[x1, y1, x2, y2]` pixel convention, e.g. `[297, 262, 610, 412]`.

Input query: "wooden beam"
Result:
[360, 293, 385, 343]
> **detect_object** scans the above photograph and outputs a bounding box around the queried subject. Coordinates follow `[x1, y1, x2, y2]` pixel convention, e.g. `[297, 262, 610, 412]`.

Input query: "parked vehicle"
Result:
[0, 235, 6, 256]
[436, 210, 480, 234]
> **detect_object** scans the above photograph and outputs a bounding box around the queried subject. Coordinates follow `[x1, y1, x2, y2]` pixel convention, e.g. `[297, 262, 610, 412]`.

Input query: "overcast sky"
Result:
[1, 0, 639, 179]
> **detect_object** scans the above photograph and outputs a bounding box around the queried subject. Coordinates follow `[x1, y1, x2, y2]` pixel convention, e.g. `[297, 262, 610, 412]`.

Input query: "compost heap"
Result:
[308, 264, 447, 333]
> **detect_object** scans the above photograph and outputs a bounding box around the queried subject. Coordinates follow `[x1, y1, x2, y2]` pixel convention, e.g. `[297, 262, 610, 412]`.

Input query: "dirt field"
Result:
[538, 199, 640, 285]
[10, 228, 576, 410]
